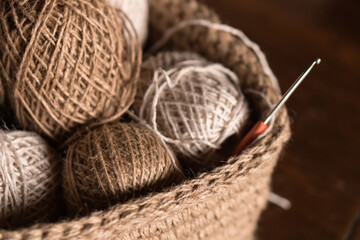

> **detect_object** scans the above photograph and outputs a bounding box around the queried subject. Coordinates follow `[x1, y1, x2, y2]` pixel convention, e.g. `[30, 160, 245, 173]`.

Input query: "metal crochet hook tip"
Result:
[233, 58, 321, 156]
[263, 58, 321, 125]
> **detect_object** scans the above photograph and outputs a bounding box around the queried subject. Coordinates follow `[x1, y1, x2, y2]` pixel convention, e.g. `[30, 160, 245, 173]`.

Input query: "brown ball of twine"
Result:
[0, 0, 141, 143]
[0, 130, 61, 229]
[133, 51, 249, 168]
[0, 81, 4, 106]
[62, 122, 185, 216]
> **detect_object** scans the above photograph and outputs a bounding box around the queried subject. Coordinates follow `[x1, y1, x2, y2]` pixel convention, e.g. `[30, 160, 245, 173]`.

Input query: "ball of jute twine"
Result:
[108, 0, 149, 46]
[62, 122, 185, 216]
[0, 130, 61, 229]
[133, 51, 249, 168]
[0, 0, 141, 143]
[0, 81, 4, 106]
[147, 19, 282, 152]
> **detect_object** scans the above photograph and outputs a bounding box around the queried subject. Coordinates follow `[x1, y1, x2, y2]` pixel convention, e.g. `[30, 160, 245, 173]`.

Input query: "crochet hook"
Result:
[233, 58, 321, 155]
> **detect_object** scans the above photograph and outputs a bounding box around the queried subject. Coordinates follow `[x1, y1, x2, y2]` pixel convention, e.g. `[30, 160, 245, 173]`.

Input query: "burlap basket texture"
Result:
[0, 0, 291, 239]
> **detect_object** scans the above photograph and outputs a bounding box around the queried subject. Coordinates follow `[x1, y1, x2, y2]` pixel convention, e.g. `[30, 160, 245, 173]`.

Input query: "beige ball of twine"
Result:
[134, 51, 249, 168]
[0, 0, 141, 143]
[0, 130, 61, 229]
[108, 0, 149, 46]
[62, 122, 185, 216]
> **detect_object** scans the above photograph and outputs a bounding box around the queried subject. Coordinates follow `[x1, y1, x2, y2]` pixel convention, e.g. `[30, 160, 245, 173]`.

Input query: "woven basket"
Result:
[0, 0, 291, 239]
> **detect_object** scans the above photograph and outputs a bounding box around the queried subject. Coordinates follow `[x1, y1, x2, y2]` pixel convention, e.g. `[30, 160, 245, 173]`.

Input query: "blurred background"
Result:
[204, 0, 360, 239]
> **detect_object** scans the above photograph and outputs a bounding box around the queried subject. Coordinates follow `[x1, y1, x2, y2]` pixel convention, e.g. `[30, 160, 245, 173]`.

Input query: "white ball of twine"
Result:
[108, 0, 149, 46]
[0, 130, 61, 228]
[134, 52, 249, 167]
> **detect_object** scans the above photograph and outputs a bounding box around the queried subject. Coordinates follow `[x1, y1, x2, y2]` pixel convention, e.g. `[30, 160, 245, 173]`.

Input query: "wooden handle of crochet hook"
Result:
[233, 121, 268, 155]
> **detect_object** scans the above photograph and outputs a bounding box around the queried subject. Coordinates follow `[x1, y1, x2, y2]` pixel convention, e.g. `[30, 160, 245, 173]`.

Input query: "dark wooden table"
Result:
[204, 0, 360, 239]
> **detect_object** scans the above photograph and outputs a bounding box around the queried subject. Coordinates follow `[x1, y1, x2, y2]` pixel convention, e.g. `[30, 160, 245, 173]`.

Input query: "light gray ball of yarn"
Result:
[133, 51, 249, 169]
[0, 130, 61, 229]
[107, 0, 149, 46]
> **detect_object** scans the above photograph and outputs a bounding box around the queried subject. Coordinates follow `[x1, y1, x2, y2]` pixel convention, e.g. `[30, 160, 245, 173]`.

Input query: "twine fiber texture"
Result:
[0, 0, 291, 239]
[0, 130, 61, 229]
[133, 51, 249, 170]
[62, 122, 184, 216]
[0, 81, 4, 106]
[108, 0, 149, 46]
[0, 0, 141, 143]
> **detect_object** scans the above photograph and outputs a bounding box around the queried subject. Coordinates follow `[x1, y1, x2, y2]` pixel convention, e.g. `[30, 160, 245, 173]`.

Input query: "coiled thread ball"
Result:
[108, 0, 149, 46]
[133, 51, 249, 168]
[62, 122, 184, 216]
[0, 0, 141, 143]
[0, 130, 61, 229]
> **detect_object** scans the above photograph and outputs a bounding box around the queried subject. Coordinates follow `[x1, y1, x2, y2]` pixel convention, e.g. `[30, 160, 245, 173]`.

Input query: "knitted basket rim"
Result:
[0, 0, 291, 239]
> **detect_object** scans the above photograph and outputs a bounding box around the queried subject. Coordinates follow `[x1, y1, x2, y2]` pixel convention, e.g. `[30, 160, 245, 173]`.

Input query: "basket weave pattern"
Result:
[0, 0, 291, 239]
